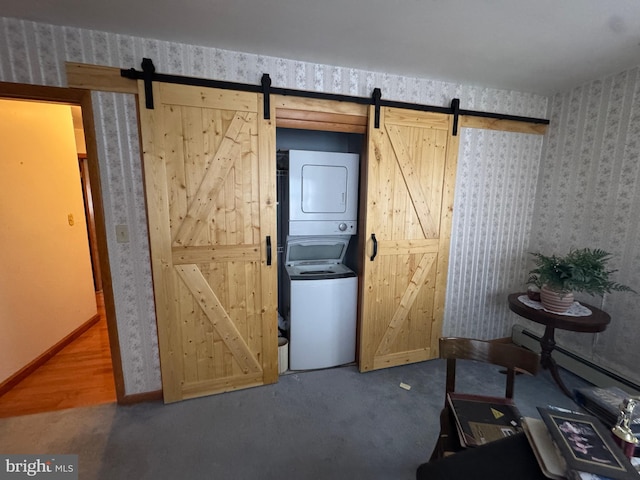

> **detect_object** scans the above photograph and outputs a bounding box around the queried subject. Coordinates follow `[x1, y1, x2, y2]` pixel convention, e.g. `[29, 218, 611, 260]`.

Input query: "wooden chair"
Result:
[429, 337, 540, 462]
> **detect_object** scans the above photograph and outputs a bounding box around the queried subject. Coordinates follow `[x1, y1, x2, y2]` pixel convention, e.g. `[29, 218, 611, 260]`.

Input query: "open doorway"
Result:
[0, 84, 123, 416]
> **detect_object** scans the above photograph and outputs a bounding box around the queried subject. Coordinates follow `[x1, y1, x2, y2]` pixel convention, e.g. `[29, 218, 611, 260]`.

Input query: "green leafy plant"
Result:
[527, 248, 636, 296]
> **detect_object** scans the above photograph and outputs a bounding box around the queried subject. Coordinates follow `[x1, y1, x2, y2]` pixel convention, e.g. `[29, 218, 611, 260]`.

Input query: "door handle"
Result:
[266, 236, 272, 266]
[370, 233, 378, 261]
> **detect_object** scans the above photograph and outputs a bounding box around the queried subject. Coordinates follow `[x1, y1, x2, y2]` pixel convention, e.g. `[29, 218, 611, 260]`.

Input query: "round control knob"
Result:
[338, 223, 348, 231]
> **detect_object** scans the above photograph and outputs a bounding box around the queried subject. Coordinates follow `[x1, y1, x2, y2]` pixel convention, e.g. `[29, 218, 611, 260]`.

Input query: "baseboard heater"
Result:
[511, 325, 640, 396]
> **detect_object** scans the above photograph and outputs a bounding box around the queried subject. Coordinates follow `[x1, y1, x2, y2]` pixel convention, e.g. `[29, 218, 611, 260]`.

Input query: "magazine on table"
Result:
[447, 392, 522, 448]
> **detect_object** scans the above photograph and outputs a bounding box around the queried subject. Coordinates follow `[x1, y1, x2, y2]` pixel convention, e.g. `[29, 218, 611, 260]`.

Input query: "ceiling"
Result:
[4, 0, 640, 95]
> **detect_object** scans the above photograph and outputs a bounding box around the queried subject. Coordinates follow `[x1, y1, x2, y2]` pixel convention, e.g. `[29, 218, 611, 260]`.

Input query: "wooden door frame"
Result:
[0, 81, 126, 402]
[78, 153, 103, 292]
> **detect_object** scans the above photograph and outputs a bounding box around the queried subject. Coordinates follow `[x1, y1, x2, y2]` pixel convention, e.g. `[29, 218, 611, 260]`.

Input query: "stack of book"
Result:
[574, 386, 640, 457]
[523, 407, 639, 480]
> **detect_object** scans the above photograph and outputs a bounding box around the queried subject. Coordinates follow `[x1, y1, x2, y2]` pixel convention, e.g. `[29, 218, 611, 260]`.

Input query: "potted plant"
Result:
[527, 248, 636, 313]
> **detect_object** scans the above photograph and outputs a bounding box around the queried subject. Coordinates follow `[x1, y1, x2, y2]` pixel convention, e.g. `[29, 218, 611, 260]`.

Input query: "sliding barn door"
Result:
[359, 107, 459, 372]
[138, 81, 278, 402]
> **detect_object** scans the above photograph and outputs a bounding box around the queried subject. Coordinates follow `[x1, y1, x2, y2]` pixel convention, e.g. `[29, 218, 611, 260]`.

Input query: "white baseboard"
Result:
[511, 325, 640, 396]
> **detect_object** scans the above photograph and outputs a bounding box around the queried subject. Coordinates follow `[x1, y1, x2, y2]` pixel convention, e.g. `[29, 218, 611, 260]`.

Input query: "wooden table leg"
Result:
[539, 325, 573, 398]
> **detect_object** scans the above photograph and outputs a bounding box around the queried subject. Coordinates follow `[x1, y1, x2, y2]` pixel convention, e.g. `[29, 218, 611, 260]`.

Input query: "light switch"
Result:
[115, 224, 129, 243]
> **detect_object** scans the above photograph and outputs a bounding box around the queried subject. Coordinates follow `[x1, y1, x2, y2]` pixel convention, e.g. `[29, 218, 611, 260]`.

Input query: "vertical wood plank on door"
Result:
[225, 163, 237, 244]
[244, 262, 260, 365]
[194, 294, 211, 381]
[229, 261, 245, 378]
[250, 120, 261, 245]
[396, 255, 416, 355]
[432, 116, 460, 355]
[180, 278, 198, 384]
[182, 106, 208, 246]
[138, 81, 183, 402]
[164, 105, 188, 237]
[240, 133, 253, 244]
[204, 109, 223, 244]
[258, 95, 278, 384]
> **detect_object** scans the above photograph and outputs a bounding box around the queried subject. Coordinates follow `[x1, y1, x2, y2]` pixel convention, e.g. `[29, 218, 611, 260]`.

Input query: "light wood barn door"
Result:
[359, 107, 459, 372]
[138, 81, 278, 403]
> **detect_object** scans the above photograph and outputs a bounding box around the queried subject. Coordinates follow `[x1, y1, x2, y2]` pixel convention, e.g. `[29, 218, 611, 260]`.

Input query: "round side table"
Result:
[507, 292, 610, 397]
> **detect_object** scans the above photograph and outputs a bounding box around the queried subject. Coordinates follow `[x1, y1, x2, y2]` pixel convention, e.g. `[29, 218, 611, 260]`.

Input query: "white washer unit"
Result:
[284, 236, 357, 370]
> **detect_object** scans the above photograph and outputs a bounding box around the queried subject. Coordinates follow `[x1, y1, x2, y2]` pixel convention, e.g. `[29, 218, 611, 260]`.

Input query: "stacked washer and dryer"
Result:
[279, 149, 360, 371]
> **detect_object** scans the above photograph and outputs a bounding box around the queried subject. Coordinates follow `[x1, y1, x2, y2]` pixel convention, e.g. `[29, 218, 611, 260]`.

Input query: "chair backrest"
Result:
[439, 337, 540, 400]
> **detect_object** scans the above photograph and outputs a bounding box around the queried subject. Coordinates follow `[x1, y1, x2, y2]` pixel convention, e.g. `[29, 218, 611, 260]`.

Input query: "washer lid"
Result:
[286, 262, 356, 280]
[285, 235, 351, 266]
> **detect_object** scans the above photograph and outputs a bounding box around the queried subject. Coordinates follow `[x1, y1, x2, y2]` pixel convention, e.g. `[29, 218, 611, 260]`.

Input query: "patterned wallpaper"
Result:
[529, 68, 640, 386]
[446, 128, 543, 338]
[90, 91, 162, 391]
[1, 16, 548, 395]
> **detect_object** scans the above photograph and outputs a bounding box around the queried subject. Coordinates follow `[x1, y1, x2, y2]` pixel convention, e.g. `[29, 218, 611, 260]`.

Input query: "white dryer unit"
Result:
[288, 150, 359, 236]
[284, 236, 357, 370]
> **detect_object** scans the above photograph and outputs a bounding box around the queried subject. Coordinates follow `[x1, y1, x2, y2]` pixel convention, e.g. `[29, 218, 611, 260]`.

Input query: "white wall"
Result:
[0, 16, 548, 395]
[0, 99, 97, 382]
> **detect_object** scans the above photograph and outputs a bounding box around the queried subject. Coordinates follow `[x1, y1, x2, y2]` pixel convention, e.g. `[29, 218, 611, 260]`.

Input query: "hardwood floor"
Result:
[0, 292, 116, 418]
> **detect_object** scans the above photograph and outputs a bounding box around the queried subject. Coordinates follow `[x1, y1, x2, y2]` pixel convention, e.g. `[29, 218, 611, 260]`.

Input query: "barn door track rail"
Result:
[121, 58, 549, 135]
